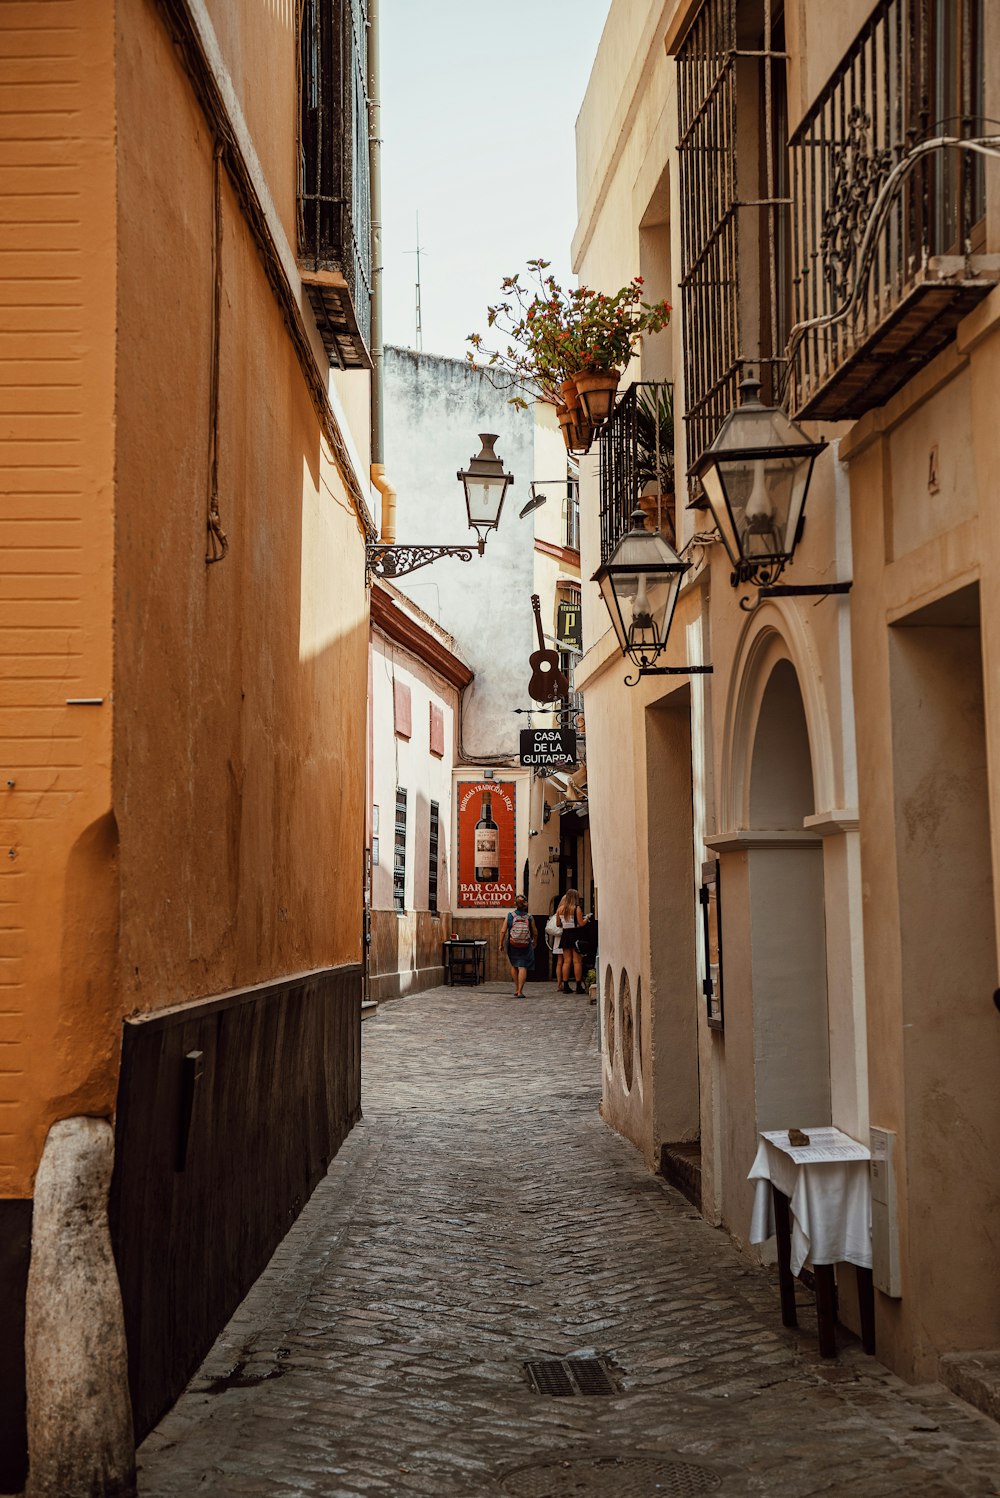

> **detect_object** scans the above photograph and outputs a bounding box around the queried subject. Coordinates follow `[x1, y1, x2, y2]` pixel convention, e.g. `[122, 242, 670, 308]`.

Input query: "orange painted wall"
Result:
[0, 0, 118, 1198]
[113, 0, 368, 1010]
[0, 0, 369, 1197]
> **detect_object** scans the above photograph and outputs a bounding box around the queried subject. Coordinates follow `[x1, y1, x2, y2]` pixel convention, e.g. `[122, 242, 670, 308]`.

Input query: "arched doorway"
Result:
[747, 658, 832, 1130]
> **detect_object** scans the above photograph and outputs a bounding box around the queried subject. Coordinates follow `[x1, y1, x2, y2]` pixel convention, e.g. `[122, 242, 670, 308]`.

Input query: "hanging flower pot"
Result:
[559, 376, 582, 415]
[557, 406, 593, 456]
[468, 264, 671, 416]
[573, 368, 622, 429]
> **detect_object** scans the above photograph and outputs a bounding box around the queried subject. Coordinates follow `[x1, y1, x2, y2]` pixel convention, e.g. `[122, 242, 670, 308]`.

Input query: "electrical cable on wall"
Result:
[206, 140, 229, 564]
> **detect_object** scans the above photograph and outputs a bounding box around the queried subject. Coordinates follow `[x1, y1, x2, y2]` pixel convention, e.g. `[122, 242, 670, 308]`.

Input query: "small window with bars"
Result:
[393, 787, 407, 912]
[559, 649, 583, 714]
[564, 478, 580, 551]
[428, 800, 440, 914]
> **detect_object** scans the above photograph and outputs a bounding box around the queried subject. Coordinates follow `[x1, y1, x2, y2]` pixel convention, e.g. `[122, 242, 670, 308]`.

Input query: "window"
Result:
[928, 0, 985, 253]
[393, 788, 407, 911]
[676, 0, 789, 478]
[564, 478, 580, 552]
[559, 650, 583, 714]
[428, 801, 440, 914]
[298, 0, 372, 366]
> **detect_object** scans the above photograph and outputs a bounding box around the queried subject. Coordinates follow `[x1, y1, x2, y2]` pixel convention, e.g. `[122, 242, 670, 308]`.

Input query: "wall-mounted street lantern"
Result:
[457, 433, 514, 545]
[693, 374, 836, 602]
[593, 508, 713, 687]
[367, 433, 513, 580]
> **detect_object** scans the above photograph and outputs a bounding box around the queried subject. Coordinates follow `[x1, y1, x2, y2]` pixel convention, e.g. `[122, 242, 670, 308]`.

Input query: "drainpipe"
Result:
[372, 465, 396, 543]
[367, 0, 397, 542]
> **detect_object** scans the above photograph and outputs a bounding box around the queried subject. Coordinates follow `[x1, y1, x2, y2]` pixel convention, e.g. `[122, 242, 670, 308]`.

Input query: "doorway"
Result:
[889, 583, 1000, 1353]
[748, 658, 832, 1130]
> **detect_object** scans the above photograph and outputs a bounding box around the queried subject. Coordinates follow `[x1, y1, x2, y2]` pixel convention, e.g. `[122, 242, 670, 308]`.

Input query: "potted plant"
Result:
[634, 383, 676, 543]
[467, 261, 671, 452]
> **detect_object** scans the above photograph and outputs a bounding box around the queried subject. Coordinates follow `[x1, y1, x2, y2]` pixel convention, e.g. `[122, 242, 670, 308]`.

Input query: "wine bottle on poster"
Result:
[475, 792, 500, 883]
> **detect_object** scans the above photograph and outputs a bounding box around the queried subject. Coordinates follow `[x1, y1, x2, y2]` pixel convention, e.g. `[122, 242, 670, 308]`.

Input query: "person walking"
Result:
[500, 894, 537, 998]
[554, 889, 588, 994]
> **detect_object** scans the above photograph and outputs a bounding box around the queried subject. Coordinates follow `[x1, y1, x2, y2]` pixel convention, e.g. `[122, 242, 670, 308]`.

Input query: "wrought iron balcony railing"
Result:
[787, 0, 997, 421]
[299, 0, 373, 370]
[598, 382, 675, 564]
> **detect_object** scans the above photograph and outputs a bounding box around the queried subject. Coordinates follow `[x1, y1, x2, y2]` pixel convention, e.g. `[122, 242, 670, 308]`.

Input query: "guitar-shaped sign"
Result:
[528, 594, 569, 703]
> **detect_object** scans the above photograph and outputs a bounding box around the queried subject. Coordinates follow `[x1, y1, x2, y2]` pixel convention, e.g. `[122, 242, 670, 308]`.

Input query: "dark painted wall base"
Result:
[109, 964, 361, 1443]
[0, 1198, 31, 1492]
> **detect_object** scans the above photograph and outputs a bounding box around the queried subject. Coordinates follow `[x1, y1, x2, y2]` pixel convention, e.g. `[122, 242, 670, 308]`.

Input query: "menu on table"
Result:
[762, 1126, 871, 1165]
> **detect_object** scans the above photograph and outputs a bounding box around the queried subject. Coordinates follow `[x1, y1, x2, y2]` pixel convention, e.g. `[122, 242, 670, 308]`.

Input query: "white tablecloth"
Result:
[748, 1131, 872, 1276]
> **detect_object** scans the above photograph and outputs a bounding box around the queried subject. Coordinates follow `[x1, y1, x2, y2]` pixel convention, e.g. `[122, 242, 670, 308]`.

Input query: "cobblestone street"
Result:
[137, 987, 1000, 1497]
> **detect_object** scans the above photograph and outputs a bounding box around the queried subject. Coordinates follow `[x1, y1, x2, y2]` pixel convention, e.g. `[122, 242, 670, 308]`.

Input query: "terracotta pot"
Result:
[573, 368, 621, 428]
[557, 406, 593, 456]
[559, 377, 581, 414]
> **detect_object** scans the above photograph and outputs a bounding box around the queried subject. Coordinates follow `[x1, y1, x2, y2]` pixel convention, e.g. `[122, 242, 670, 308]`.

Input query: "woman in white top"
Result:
[554, 888, 588, 994]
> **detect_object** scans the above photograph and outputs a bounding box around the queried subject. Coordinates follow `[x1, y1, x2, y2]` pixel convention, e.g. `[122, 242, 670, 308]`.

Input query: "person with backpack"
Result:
[500, 894, 537, 998]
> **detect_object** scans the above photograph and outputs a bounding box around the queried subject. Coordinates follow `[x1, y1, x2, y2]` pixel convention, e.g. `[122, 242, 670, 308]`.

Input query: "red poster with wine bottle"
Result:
[457, 780, 517, 908]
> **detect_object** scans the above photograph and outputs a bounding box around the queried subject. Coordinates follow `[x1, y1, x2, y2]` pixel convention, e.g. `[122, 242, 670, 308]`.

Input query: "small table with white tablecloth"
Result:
[748, 1126, 875, 1358]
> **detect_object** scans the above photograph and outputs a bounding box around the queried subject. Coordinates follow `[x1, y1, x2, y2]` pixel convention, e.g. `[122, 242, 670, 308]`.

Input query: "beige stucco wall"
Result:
[369, 630, 458, 918]
[576, 0, 1000, 1386]
[574, 0, 868, 1245]
[841, 288, 1000, 1381]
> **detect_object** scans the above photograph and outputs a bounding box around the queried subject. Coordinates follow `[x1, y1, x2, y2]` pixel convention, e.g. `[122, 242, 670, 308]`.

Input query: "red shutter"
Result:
[429, 702, 445, 758]
[393, 680, 412, 739]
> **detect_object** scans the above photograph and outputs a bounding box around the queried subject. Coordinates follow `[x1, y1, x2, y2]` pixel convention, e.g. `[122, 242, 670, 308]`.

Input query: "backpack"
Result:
[509, 911, 532, 946]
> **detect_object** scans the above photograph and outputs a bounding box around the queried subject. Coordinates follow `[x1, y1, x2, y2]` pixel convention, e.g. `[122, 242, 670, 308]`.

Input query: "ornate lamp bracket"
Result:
[366, 538, 485, 582]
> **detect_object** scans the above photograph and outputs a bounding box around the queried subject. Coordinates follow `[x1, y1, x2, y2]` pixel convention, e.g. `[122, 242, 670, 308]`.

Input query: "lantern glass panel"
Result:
[595, 518, 688, 661]
[464, 474, 508, 531]
[712, 451, 815, 565]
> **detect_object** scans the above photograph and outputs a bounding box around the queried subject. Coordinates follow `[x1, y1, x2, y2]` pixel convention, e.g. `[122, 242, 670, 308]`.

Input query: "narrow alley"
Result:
[137, 990, 1000, 1498]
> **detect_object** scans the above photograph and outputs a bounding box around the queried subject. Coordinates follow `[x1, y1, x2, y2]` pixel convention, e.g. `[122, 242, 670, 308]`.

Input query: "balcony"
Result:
[298, 0, 373, 370]
[788, 0, 998, 422]
[598, 382, 675, 563]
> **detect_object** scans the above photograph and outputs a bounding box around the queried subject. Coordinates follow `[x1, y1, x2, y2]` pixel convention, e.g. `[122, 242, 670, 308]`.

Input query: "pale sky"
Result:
[380, 0, 612, 361]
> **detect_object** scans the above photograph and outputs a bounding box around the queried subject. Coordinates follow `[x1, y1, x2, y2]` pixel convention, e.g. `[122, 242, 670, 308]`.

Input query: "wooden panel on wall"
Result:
[450, 916, 509, 981]
[393, 679, 412, 738]
[429, 702, 445, 757]
[109, 965, 361, 1441]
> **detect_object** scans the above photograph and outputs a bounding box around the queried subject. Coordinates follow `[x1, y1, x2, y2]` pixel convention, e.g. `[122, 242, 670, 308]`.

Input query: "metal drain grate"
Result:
[500, 1454, 723, 1497]
[524, 1358, 617, 1397]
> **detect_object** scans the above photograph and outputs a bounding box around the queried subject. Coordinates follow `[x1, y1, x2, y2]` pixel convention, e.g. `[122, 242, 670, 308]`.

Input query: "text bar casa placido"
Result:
[519, 728, 577, 768]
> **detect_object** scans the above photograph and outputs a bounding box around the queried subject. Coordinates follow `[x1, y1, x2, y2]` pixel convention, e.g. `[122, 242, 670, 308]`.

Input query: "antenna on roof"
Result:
[405, 212, 426, 352]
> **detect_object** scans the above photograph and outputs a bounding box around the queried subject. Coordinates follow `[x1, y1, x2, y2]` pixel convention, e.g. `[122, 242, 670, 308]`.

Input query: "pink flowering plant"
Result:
[467, 260, 671, 409]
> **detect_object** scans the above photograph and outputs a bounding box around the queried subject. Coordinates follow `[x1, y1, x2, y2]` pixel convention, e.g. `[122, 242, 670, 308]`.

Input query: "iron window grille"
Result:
[393, 787, 407, 912]
[428, 800, 440, 915]
[787, 0, 992, 420]
[676, 0, 789, 487]
[598, 382, 675, 563]
[558, 650, 584, 715]
[564, 478, 581, 552]
[299, 0, 373, 368]
[699, 859, 724, 1030]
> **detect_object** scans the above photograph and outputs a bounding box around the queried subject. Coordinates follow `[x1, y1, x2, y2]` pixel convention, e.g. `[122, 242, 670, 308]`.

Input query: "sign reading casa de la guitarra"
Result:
[519, 728, 577, 769]
[457, 780, 516, 908]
